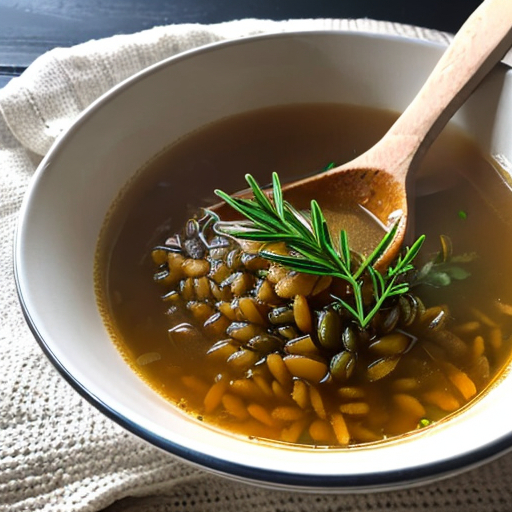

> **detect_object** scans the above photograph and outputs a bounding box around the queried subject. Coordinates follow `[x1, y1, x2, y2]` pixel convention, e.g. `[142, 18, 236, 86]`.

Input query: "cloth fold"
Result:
[0, 18, 452, 157]
[1, 17, 511, 512]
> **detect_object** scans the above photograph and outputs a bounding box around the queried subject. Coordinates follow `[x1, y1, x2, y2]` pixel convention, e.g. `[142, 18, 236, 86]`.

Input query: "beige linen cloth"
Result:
[2, 17, 512, 512]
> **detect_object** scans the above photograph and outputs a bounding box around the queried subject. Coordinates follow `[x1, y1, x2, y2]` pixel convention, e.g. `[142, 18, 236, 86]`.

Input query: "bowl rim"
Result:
[14, 29, 512, 491]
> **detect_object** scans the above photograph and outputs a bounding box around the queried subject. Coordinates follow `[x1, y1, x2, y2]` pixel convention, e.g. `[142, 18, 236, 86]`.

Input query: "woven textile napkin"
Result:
[1, 17, 512, 512]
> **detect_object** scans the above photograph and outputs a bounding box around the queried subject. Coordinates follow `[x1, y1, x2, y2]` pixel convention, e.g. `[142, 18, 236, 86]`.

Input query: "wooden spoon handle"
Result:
[359, 0, 512, 180]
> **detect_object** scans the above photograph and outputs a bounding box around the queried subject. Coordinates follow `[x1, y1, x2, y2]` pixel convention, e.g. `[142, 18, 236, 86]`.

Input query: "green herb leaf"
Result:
[423, 271, 452, 287]
[245, 174, 275, 215]
[445, 266, 471, 280]
[272, 172, 285, 220]
[339, 230, 351, 271]
[353, 222, 400, 279]
[388, 235, 426, 277]
[414, 235, 473, 288]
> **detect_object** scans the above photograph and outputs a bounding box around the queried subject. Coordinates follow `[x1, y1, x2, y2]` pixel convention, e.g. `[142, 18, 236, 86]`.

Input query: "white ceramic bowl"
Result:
[15, 31, 512, 491]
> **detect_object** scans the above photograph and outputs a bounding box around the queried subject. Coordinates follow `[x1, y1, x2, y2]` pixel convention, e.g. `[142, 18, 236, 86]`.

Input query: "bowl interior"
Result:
[15, 31, 512, 490]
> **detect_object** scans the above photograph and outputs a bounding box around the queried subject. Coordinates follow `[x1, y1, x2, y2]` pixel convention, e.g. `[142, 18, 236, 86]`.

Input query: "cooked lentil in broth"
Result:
[96, 103, 512, 447]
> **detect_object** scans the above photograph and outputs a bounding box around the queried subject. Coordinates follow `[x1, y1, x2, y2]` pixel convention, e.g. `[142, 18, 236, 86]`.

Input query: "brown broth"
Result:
[96, 103, 512, 447]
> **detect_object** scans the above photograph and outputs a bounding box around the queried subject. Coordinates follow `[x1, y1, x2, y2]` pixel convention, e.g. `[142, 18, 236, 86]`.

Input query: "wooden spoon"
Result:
[213, 0, 512, 267]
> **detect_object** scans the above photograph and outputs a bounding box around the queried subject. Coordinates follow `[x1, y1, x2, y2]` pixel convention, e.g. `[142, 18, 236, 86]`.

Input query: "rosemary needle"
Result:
[211, 172, 425, 329]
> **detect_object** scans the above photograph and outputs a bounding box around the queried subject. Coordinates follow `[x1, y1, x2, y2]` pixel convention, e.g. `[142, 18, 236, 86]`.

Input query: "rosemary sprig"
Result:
[212, 173, 425, 329]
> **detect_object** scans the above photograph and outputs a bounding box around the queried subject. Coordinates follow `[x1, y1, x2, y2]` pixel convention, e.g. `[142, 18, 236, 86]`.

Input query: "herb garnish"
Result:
[415, 234, 475, 287]
[211, 172, 425, 329]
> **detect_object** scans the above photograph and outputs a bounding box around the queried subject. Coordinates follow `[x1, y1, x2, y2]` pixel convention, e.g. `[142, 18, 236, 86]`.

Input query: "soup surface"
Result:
[96, 103, 512, 447]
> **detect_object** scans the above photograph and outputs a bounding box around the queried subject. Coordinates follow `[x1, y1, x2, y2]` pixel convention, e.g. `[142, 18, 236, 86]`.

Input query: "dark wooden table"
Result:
[0, 0, 482, 89]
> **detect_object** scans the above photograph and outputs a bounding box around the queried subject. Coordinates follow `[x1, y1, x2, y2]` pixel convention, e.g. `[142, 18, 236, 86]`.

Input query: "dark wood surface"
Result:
[0, 0, 482, 89]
